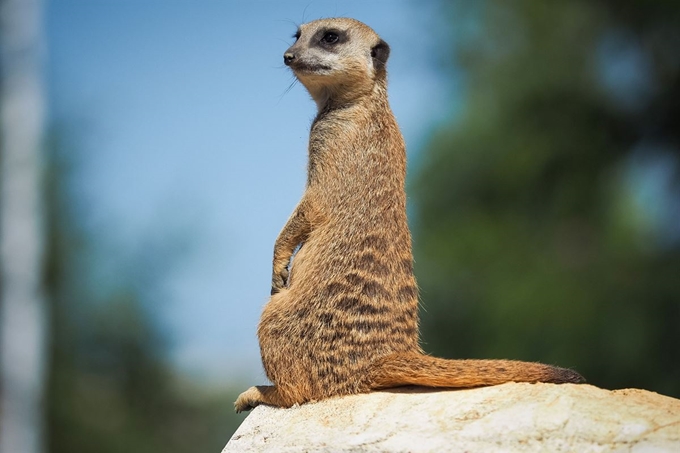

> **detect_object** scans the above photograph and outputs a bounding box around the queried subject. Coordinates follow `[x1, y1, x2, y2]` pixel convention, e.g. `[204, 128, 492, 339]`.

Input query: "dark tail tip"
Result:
[555, 367, 586, 384]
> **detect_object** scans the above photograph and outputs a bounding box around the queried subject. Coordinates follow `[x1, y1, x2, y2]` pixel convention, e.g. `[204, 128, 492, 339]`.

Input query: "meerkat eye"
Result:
[293, 30, 301, 41]
[321, 32, 339, 44]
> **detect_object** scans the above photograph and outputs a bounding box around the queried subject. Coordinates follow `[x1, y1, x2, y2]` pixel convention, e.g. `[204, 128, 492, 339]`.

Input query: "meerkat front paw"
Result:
[234, 387, 262, 413]
[271, 267, 289, 295]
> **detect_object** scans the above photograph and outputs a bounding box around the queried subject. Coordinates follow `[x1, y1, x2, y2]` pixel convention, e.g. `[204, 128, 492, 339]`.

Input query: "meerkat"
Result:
[234, 17, 584, 412]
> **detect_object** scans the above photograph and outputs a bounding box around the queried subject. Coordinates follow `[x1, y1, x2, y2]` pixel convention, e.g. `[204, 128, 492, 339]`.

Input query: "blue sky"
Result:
[46, 1, 454, 384]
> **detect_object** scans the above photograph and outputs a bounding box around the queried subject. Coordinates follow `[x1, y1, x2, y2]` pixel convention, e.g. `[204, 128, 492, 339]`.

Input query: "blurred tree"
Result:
[0, 0, 48, 452]
[412, 0, 680, 397]
[43, 132, 246, 453]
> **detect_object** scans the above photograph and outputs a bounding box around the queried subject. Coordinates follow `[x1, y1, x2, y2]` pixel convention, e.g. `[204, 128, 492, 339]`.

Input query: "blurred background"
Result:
[0, 0, 678, 452]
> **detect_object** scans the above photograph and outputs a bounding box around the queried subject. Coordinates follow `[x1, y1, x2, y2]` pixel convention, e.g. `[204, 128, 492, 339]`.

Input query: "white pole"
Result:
[0, 0, 48, 452]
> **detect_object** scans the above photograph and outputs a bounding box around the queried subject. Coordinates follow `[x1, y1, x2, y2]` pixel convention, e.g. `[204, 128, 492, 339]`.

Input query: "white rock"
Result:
[223, 383, 680, 452]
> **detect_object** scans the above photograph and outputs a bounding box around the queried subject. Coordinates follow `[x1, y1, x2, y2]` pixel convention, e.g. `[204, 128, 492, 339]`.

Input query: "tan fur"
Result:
[235, 18, 583, 413]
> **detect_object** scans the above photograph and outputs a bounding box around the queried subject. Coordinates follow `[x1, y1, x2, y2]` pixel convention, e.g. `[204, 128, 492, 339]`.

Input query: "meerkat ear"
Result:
[371, 39, 390, 72]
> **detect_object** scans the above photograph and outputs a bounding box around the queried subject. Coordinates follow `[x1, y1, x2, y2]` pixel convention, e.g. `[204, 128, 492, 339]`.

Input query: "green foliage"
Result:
[43, 132, 246, 453]
[412, 0, 680, 397]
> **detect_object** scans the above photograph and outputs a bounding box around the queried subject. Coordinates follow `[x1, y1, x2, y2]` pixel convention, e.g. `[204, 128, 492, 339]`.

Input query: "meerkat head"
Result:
[283, 18, 390, 110]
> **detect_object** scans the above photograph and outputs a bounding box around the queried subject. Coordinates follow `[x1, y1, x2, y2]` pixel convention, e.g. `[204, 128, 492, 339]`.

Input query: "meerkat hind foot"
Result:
[234, 386, 264, 413]
[234, 385, 302, 413]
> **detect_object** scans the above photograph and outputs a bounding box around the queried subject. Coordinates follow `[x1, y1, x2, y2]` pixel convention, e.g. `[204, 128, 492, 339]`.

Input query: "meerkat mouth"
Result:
[290, 62, 333, 75]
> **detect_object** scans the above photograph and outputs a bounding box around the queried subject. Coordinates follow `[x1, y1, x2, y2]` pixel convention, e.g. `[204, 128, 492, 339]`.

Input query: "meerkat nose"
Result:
[283, 52, 295, 66]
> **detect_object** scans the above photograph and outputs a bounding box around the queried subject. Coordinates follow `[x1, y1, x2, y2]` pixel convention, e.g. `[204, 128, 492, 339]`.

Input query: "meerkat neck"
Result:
[314, 78, 388, 113]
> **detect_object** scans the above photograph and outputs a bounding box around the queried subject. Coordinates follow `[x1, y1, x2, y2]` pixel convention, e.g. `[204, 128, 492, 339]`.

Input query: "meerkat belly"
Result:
[258, 223, 419, 395]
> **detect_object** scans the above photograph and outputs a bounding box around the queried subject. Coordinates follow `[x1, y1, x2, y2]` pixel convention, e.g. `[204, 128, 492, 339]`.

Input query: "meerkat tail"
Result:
[367, 352, 585, 389]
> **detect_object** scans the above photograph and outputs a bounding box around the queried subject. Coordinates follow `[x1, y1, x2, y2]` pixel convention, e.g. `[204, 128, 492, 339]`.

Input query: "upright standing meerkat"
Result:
[235, 17, 583, 412]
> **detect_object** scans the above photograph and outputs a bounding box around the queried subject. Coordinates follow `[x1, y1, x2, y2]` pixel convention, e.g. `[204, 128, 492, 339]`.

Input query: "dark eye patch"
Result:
[313, 28, 348, 51]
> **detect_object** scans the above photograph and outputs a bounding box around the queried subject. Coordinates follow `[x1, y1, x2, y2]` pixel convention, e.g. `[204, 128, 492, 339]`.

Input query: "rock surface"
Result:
[223, 383, 680, 452]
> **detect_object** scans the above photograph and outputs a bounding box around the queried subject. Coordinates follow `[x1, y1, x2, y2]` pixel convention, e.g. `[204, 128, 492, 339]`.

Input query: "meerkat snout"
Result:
[283, 52, 295, 66]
